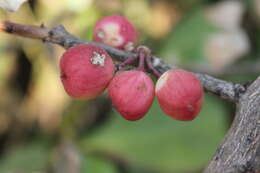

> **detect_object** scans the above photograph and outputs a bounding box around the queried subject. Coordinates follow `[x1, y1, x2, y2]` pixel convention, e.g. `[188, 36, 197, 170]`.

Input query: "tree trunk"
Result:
[204, 77, 260, 173]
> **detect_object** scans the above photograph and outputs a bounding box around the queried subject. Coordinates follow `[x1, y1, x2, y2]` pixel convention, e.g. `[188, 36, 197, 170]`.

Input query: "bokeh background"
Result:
[0, 0, 259, 172]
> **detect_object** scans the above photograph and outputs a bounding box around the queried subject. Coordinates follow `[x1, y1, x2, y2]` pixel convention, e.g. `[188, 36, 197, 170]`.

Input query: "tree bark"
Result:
[204, 77, 260, 173]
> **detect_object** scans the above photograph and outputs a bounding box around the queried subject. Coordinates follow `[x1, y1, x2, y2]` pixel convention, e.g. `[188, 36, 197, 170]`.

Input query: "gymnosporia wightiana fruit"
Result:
[60, 44, 114, 99]
[108, 70, 155, 121]
[93, 15, 138, 50]
[155, 69, 203, 121]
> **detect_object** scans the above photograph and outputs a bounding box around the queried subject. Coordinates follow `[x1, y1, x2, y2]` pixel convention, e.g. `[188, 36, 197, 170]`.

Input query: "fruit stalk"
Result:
[137, 51, 145, 71]
[116, 56, 138, 70]
[145, 55, 162, 78]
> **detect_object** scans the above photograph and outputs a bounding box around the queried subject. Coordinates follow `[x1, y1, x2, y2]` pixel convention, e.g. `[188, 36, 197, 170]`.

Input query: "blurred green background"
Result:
[0, 0, 259, 172]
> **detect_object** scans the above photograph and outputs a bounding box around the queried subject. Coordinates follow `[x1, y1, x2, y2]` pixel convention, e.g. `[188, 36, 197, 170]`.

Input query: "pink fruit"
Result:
[60, 44, 114, 99]
[155, 69, 203, 121]
[108, 70, 155, 121]
[93, 15, 138, 50]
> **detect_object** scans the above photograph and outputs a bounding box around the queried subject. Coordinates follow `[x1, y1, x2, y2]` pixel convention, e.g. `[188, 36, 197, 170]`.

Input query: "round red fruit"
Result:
[60, 44, 114, 99]
[108, 70, 155, 121]
[93, 15, 138, 50]
[155, 69, 203, 121]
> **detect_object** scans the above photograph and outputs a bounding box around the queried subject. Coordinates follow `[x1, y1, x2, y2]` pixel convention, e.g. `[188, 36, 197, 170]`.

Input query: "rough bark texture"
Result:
[204, 77, 260, 173]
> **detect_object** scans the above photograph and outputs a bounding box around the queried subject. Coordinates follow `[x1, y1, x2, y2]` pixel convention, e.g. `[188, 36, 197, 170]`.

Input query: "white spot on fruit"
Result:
[90, 52, 106, 66]
[97, 30, 105, 39]
[104, 22, 120, 34]
[155, 71, 169, 91]
[102, 22, 124, 47]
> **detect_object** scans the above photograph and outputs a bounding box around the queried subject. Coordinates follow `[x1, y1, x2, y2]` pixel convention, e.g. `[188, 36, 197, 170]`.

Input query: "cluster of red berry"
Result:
[59, 15, 204, 121]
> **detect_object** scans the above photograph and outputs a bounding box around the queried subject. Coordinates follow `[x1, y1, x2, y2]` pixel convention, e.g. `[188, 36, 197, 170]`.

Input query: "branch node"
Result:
[234, 83, 247, 100]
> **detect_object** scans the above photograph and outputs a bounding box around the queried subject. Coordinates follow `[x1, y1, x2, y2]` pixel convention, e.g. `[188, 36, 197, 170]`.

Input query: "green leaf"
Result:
[0, 141, 49, 172]
[81, 155, 118, 173]
[160, 9, 219, 65]
[82, 94, 227, 172]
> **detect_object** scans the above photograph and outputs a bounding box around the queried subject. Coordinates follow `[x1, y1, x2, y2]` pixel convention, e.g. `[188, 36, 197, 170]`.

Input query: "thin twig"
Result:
[1, 21, 50, 39]
[116, 56, 138, 71]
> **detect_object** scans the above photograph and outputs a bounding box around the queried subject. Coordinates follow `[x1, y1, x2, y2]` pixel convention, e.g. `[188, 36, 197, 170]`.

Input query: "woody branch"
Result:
[0, 20, 247, 103]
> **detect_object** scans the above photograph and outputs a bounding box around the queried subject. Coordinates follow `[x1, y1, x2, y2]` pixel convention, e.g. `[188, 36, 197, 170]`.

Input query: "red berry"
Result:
[108, 70, 155, 121]
[60, 44, 114, 99]
[93, 15, 138, 50]
[155, 69, 203, 121]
